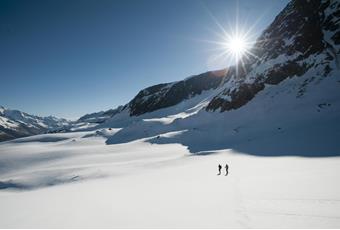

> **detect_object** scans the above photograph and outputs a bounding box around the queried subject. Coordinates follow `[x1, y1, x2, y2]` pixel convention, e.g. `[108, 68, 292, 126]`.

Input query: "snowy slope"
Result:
[0, 132, 340, 228]
[103, 60, 340, 155]
[70, 0, 340, 134]
[100, 0, 340, 153]
[80, 0, 340, 137]
[39, 0, 340, 157]
[128, 69, 226, 116]
[77, 105, 124, 124]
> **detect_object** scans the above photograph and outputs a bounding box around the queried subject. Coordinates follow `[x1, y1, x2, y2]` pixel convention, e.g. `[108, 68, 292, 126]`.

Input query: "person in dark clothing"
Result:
[225, 164, 229, 176]
[217, 164, 222, 175]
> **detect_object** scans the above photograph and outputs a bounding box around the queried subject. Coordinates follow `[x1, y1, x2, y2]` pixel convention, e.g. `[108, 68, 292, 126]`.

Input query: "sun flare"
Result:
[202, 8, 260, 71]
[225, 36, 248, 58]
[203, 22, 258, 71]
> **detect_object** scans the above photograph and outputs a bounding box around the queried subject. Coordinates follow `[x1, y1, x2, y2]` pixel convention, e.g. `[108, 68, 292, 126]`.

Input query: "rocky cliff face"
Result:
[78, 106, 124, 124]
[207, 0, 340, 112]
[128, 69, 226, 116]
[125, 0, 339, 117]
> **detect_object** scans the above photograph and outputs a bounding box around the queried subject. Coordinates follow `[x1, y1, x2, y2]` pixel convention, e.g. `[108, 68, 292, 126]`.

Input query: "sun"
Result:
[225, 36, 248, 58]
[200, 7, 260, 71]
[203, 23, 256, 70]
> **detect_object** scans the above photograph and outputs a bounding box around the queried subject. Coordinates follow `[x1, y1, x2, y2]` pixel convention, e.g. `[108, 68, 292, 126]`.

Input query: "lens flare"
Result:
[198, 4, 265, 72]
[228, 37, 246, 55]
[224, 34, 250, 62]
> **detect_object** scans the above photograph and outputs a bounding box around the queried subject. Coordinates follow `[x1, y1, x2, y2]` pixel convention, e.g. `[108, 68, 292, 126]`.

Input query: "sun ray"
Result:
[197, 2, 268, 71]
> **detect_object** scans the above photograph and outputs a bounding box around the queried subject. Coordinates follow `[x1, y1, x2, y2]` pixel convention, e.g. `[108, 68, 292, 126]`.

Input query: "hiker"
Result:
[225, 163, 229, 176]
[217, 164, 222, 175]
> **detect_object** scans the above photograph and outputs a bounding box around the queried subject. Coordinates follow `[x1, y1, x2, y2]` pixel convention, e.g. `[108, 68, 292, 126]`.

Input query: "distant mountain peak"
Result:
[0, 106, 70, 142]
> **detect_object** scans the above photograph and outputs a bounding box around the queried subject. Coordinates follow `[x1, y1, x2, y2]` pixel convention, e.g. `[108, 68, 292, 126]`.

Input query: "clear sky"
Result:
[0, 0, 289, 119]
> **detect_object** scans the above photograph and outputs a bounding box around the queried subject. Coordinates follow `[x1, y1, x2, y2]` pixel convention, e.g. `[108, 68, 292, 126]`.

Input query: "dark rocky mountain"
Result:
[207, 0, 339, 112]
[128, 69, 226, 116]
[78, 105, 124, 124]
[120, 0, 339, 117]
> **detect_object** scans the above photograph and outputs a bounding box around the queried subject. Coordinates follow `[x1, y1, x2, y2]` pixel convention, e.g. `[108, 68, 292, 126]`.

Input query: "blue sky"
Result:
[0, 0, 289, 119]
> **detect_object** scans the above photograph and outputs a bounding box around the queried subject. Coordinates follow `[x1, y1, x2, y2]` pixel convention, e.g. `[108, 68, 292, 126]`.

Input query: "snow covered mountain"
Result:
[128, 69, 226, 116]
[97, 0, 340, 155]
[207, 0, 340, 112]
[77, 106, 124, 124]
[83, 0, 338, 124]
[2, 0, 339, 147]
[0, 106, 69, 141]
[123, 0, 339, 116]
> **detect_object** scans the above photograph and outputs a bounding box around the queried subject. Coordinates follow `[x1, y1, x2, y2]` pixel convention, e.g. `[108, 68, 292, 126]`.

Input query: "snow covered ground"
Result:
[1, 64, 340, 228]
[0, 131, 340, 228]
[1, 50, 340, 228]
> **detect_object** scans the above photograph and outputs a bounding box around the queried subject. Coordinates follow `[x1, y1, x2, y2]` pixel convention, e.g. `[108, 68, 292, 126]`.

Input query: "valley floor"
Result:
[0, 132, 340, 228]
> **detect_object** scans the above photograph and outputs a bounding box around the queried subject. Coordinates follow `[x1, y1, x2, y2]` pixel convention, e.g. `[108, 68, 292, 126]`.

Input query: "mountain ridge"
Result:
[0, 106, 70, 142]
[1, 0, 339, 143]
